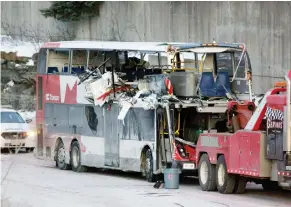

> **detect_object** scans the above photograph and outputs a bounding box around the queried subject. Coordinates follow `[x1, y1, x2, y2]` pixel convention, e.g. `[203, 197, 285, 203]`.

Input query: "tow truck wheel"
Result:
[56, 141, 71, 170]
[198, 154, 216, 191]
[144, 149, 155, 183]
[70, 141, 87, 173]
[216, 155, 236, 194]
[233, 176, 247, 194]
[262, 181, 280, 191]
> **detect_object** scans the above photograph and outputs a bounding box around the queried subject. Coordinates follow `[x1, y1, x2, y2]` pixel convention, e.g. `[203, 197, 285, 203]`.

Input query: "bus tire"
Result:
[145, 149, 155, 183]
[198, 154, 216, 191]
[233, 176, 247, 194]
[25, 147, 34, 153]
[70, 141, 87, 173]
[216, 155, 236, 194]
[56, 141, 70, 170]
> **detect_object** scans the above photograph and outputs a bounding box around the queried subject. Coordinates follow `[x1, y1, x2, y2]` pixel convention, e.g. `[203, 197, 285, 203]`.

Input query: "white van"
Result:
[0, 107, 36, 152]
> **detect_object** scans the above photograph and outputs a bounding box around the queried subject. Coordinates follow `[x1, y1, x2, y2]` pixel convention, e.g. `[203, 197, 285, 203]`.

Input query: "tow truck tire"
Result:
[145, 149, 155, 183]
[198, 154, 216, 191]
[216, 155, 236, 194]
[56, 141, 71, 170]
[262, 181, 279, 191]
[233, 176, 247, 194]
[70, 141, 87, 173]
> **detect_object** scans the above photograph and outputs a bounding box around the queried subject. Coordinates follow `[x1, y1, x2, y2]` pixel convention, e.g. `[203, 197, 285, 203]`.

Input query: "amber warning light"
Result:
[274, 81, 287, 88]
[202, 43, 218, 47]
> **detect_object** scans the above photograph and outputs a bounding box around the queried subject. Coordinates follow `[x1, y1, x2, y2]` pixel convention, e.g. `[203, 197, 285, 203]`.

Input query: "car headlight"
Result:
[27, 131, 37, 137]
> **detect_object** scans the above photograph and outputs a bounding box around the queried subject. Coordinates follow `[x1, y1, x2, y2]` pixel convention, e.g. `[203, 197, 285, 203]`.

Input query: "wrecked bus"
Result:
[35, 41, 251, 182]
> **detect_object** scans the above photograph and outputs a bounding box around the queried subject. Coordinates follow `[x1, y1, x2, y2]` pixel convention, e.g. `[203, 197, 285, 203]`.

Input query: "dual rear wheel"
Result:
[198, 154, 246, 194]
[56, 140, 87, 172]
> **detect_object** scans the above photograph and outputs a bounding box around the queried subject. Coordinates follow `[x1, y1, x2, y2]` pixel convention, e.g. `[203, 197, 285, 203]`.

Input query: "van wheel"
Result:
[233, 176, 247, 194]
[56, 141, 70, 170]
[198, 154, 216, 191]
[144, 149, 155, 182]
[216, 155, 236, 194]
[71, 141, 87, 172]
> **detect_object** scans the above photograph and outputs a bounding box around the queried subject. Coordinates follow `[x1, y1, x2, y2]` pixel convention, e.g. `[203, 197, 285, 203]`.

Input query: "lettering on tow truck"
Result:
[200, 135, 219, 147]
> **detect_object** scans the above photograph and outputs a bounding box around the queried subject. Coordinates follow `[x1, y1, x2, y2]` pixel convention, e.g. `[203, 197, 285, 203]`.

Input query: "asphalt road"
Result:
[1, 151, 291, 207]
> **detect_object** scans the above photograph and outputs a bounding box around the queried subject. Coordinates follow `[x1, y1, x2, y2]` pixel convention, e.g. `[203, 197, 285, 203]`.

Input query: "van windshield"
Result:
[1, 112, 25, 123]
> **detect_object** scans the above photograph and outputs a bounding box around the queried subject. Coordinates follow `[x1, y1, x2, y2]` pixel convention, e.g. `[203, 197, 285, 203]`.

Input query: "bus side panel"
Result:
[80, 105, 105, 168]
[104, 104, 120, 168]
[119, 108, 156, 172]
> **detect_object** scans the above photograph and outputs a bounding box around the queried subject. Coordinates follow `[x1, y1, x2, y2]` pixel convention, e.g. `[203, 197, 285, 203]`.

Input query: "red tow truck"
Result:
[195, 69, 291, 193]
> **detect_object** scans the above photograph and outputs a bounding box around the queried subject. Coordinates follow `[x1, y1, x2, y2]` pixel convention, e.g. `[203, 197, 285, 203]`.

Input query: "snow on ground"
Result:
[1, 153, 291, 207]
[0, 35, 41, 60]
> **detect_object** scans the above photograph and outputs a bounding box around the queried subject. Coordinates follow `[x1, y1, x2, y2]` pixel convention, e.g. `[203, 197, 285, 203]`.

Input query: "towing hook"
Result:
[248, 104, 255, 111]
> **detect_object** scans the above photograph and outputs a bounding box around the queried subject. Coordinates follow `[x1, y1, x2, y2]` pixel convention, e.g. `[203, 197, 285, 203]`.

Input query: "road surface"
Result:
[1, 152, 290, 207]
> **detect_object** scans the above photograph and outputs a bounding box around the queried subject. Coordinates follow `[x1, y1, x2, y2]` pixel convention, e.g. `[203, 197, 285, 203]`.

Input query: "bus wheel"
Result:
[144, 149, 155, 183]
[25, 147, 34, 153]
[198, 154, 216, 191]
[233, 176, 247, 194]
[70, 141, 87, 173]
[216, 155, 236, 194]
[56, 141, 70, 170]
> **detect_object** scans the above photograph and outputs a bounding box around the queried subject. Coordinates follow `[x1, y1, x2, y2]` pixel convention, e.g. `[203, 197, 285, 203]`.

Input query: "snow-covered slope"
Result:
[0, 35, 41, 59]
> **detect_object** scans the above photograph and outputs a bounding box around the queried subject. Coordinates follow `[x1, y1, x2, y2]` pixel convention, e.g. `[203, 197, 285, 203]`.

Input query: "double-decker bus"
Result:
[35, 41, 251, 182]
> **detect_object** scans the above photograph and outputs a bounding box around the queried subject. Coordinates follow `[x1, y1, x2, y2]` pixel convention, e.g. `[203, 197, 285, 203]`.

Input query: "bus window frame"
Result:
[46, 49, 71, 74]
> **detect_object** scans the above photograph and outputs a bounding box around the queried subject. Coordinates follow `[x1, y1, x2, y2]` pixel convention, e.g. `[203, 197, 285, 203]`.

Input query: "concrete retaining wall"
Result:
[1, 1, 290, 93]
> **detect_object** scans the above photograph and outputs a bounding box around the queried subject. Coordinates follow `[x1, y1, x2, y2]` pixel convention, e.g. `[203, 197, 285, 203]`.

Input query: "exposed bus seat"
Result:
[71, 66, 85, 74]
[199, 72, 216, 97]
[47, 67, 59, 74]
[62, 66, 69, 73]
[124, 70, 136, 81]
[215, 72, 231, 96]
[136, 69, 145, 80]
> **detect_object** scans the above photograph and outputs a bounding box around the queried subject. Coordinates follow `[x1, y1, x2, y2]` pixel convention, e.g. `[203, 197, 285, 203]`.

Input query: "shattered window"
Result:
[144, 52, 169, 69]
[88, 51, 106, 74]
[71, 50, 87, 75]
[178, 52, 196, 70]
[234, 51, 250, 78]
[216, 53, 233, 76]
[85, 106, 98, 134]
[47, 49, 70, 74]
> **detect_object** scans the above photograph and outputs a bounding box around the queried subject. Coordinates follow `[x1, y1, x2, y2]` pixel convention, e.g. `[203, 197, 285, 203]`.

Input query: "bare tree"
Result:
[1, 18, 75, 49]
[100, 12, 142, 41]
[1, 19, 75, 155]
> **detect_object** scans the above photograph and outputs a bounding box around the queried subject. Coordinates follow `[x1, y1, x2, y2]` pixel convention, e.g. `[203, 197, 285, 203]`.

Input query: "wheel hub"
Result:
[217, 164, 225, 186]
[72, 147, 80, 167]
[145, 157, 150, 174]
[58, 147, 65, 163]
[200, 161, 208, 184]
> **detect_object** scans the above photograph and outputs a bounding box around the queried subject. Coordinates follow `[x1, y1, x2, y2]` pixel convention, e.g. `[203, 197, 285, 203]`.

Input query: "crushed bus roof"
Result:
[40, 41, 245, 53]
